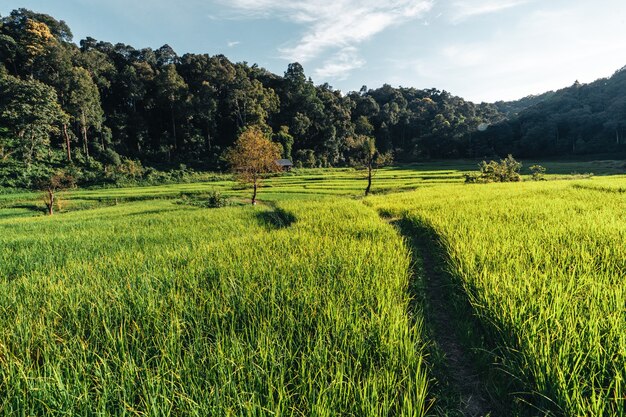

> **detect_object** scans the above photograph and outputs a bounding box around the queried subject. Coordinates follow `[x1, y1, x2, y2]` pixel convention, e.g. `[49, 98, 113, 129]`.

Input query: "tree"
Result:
[273, 125, 294, 160]
[68, 67, 103, 159]
[347, 135, 393, 196]
[155, 64, 188, 154]
[36, 170, 75, 215]
[226, 126, 281, 205]
[0, 73, 68, 164]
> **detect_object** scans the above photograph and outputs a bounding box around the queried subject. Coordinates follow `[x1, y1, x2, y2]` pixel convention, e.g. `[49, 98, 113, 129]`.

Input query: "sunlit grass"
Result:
[2, 160, 625, 415]
[0, 198, 428, 416]
[368, 178, 626, 416]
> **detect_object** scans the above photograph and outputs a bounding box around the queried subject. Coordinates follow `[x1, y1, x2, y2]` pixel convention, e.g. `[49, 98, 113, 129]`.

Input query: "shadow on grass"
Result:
[387, 215, 546, 417]
[255, 206, 296, 230]
[6, 202, 42, 212]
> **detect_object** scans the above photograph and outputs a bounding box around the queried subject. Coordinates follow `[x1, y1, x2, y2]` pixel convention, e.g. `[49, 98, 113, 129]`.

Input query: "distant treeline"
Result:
[1, 8, 625, 185]
[490, 74, 626, 157]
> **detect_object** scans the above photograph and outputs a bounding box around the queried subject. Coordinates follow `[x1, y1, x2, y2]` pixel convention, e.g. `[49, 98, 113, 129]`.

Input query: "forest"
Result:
[1, 8, 626, 187]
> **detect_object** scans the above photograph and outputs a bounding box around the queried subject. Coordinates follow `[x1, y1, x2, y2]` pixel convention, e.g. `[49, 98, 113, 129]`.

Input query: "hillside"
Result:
[493, 90, 556, 116]
[0, 8, 501, 188]
[476, 68, 626, 157]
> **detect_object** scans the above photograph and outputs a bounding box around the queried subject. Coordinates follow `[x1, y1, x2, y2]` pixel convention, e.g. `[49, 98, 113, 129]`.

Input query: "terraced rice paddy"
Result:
[368, 177, 626, 416]
[0, 198, 428, 416]
[1, 160, 625, 416]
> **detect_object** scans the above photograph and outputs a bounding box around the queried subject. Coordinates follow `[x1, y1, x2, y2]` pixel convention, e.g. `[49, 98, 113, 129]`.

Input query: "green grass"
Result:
[1, 159, 625, 416]
[368, 178, 626, 416]
[0, 198, 428, 416]
[1, 159, 623, 216]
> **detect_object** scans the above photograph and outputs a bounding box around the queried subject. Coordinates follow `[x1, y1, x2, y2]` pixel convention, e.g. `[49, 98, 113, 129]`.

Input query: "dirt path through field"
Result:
[390, 218, 495, 417]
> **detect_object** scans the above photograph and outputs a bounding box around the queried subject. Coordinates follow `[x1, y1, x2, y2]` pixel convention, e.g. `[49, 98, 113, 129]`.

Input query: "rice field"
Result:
[368, 177, 626, 416]
[1, 160, 625, 416]
[0, 198, 429, 416]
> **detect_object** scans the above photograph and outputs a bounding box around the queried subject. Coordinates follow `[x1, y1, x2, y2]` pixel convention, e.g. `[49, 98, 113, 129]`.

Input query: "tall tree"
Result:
[0, 73, 68, 165]
[67, 67, 103, 158]
[155, 64, 188, 156]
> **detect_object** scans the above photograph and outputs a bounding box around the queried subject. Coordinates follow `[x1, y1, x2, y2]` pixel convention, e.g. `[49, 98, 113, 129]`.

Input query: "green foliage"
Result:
[295, 148, 316, 168]
[529, 164, 547, 180]
[0, 127, 17, 161]
[480, 69, 626, 157]
[206, 190, 228, 208]
[0, 72, 68, 163]
[33, 168, 76, 191]
[273, 125, 294, 160]
[466, 154, 522, 183]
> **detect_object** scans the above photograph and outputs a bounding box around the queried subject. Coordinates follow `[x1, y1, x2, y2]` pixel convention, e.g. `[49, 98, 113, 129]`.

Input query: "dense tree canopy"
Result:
[0, 8, 624, 187]
[476, 72, 626, 157]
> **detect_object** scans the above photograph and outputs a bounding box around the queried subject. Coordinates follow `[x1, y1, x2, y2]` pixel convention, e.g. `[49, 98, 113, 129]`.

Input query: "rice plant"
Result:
[369, 178, 626, 416]
[0, 198, 428, 416]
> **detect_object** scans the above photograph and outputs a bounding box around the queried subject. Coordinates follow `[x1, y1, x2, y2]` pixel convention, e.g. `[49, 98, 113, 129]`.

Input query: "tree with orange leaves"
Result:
[226, 126, 282, 205]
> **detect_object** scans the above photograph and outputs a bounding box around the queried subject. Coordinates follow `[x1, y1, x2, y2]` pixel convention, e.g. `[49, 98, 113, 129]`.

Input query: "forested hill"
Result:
[493, 91, 556, 117]
[0, 8, 625, 187]
[476, 69, 626, 157]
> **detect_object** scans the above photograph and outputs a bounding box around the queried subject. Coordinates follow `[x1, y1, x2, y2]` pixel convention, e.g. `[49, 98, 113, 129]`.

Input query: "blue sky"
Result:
[3, 0, 626, 102]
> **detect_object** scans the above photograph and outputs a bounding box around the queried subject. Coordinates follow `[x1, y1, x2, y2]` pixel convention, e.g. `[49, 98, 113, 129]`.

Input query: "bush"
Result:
[207, 191, 228, 208]
[99, 148, 122, 166]
[463, 172, 481, 183]
[178, 191, 229, 209]
[530, 164, 547, 181]
[466, 154, 522, 183]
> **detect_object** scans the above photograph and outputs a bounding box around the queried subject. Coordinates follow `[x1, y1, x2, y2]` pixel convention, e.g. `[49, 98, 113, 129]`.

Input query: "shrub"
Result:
[529, 164, 547, 181]
[466, 154, 523, 183]
[179, 191, 229, 208]
[207, 191, 228, 208]
[99, 148, 122, 166]
[463, 172, 481, 183]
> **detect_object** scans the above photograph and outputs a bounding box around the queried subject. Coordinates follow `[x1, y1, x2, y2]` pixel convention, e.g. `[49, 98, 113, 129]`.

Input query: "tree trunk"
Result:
[81, 110, 89, 158]
[171, 106, 177, 151]
[63, 123, 72, 162]
[555, 126, 559, 144]
[46, 188, 54, 215]
[365, 162, 373, 196]
[206, 120, 212, 151]
[252, 179, 258, 205]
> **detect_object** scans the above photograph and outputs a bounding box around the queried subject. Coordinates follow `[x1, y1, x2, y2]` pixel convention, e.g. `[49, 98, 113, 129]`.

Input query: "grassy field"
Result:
[1, 158, 623, 214]
[1, 159, 625, 416]
[0, 198, 429, 416]
[368, 178, 626, 416]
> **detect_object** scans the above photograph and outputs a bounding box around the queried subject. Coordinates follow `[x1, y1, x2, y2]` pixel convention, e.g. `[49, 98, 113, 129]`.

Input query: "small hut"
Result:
[276, 159, 294, 171]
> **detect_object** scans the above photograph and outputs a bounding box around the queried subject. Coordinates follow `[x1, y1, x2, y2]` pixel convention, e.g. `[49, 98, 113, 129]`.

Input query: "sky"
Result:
[3, 0, 626, 102]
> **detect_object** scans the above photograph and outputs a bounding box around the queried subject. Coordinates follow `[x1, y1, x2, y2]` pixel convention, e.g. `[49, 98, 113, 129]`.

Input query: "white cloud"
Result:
[314, 47, 365, 79]
[227, 40, 241, 47]
[220, 0, 433, 79]
[400, 2, 626, 102]
[449, 0, 531, 23]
